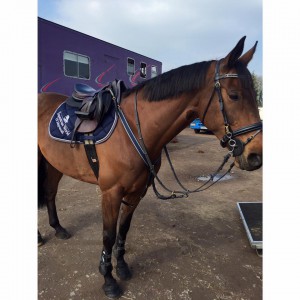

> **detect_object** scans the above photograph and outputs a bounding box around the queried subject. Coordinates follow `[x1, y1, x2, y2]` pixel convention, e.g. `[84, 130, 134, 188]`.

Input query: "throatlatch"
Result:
[120, 60, 262, 200]
[202, 59, 262, 157]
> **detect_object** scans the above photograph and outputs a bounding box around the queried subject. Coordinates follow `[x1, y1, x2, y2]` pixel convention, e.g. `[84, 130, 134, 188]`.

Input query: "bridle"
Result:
[109, 60, 262, 200]
[202, 59, 262, 157]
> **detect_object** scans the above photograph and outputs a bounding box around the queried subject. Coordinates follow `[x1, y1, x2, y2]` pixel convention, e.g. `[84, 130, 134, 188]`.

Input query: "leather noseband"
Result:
[202, 60, 262, 157]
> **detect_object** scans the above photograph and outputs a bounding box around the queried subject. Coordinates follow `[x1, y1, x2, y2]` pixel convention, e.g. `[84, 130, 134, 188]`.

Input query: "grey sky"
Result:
[39, 0, 262, 74]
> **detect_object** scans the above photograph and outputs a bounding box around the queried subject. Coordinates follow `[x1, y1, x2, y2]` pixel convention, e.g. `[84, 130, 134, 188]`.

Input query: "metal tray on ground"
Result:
[237, 202, 262, 250]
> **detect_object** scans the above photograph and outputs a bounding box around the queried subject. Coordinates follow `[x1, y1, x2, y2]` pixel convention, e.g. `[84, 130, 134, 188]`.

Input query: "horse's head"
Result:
[200, 36, 262, 171]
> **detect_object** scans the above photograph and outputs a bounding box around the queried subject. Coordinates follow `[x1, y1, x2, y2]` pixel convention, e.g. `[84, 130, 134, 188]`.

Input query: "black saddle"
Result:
[67, 80, 127, 135]
[75, 90, 112, 133]
[66, 83, 97, 108]
[67, 80, 127, 177]
[74, 83, 97, 96]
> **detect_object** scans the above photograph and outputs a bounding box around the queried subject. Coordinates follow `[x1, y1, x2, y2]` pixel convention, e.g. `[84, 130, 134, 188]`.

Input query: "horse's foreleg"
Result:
[114, 202, 140, 281]
[44, 162, 71, 240]
[99, 189, 123, 298]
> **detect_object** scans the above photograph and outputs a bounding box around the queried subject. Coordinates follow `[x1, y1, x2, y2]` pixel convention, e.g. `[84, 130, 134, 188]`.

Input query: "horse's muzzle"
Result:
[236, 152, 262, 171]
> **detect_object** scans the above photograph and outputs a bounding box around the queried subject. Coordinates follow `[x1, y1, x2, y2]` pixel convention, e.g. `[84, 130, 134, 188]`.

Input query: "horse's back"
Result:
[38, 92, 68, 117]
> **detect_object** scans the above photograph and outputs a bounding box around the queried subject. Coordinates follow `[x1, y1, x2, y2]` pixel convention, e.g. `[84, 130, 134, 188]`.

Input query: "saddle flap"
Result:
[66, 96, 83, 108]
[74, 90, 112, 133]
[75, 97, 97, 120]
[77, 119, 98, 133]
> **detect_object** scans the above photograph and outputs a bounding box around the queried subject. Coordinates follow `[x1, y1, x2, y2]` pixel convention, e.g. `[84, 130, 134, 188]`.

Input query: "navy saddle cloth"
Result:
[49, 101, 117, 144]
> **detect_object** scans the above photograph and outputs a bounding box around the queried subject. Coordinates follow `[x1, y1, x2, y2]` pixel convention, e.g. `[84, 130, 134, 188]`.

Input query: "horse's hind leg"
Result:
[39, 154, 71, 240]
[99, 188, 123, 298]
[38, 230, 44, 247]
[45, 163, 71, 239]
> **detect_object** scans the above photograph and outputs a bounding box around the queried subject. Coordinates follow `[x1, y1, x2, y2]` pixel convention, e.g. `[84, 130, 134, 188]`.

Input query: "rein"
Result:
[132, 89, 236, 200]
[108, 59, 262, 200]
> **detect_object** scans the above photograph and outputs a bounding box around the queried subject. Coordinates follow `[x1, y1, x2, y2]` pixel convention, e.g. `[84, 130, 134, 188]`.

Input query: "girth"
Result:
[69, 80, 126, 179]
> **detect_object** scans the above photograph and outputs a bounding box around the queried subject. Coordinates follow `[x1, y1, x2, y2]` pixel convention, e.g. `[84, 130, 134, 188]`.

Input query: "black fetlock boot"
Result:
[114, 238, 132, 280]
[99, 250, 122, 299]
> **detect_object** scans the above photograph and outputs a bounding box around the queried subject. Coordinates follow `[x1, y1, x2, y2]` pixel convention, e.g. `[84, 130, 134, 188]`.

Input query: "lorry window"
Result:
[151, 66, 158, 78]
[140, 62, 147, 78]
[127, 58, 135, 75]
[64, 51, 90, 79]
[78, 55, 90, 79]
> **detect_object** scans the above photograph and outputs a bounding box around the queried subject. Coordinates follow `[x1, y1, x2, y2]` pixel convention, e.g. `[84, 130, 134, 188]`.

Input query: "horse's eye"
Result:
[228, 91, 239, 101]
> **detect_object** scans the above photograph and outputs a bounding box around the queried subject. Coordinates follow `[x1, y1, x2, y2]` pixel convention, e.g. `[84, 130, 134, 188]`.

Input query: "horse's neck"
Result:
[122, 93, 198, 157]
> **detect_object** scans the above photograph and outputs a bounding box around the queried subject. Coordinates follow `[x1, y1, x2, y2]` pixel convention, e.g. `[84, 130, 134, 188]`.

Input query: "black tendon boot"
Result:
[114, 237, 132, 280]
[99, 250, 122, 299]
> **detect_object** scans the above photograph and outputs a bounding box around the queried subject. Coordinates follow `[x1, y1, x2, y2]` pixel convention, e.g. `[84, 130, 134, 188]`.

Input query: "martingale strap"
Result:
[116, 107, 150, 167]
[112, 88, 188, 200]
[112, 88, 161, 168]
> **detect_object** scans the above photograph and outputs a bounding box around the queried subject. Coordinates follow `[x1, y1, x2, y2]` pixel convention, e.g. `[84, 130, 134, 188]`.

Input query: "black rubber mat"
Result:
[238, 202, 262, 242]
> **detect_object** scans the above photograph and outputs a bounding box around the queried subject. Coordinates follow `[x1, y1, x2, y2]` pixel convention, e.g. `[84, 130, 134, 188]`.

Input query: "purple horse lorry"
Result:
[38, 17, 162, 95]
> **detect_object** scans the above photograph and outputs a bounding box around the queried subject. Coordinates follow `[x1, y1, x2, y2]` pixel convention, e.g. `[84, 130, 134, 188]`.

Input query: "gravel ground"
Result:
[38, 128, 262, 300]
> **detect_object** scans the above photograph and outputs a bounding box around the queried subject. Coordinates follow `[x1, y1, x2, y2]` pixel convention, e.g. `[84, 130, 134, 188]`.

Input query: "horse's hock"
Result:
[38, 128, 262, 300]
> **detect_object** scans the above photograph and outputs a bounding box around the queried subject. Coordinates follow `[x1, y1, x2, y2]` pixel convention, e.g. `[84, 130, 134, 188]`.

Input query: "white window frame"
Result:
[140, 62, 147, 78]
[63, 51, 91, 80]
[151, 65, 158, 78]
[127, 57, 135, 75]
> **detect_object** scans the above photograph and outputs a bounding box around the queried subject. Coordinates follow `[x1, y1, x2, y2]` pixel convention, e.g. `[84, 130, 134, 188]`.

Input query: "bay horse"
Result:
[38, 36, 262, 298]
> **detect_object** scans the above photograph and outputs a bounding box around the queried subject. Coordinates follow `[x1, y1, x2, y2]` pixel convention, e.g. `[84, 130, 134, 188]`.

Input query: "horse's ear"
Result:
[238, 41, 258, 66]
[223, 36, 246, 69]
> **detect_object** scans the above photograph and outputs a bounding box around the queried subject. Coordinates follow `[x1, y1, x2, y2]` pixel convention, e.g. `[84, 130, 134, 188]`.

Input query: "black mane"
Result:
[123, 61, 213, 102]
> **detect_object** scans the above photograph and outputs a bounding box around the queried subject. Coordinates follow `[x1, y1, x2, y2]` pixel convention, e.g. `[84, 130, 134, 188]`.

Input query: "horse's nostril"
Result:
[247, 153, 262, 169]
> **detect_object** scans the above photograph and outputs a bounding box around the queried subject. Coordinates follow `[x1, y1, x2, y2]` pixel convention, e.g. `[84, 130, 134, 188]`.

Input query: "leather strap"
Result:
[231, 122, 262, 138]
[83, 134, 99, 179]
[220, 122, 262, 148]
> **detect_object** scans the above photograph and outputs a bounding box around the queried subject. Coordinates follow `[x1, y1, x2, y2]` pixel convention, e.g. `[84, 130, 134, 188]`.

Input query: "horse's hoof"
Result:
[38, 236, 44, 247]
[116, 261, 132, 281]
[102, 279, 122, 299]
[55, 228, 71, 240]
[38, 232, 44, 247]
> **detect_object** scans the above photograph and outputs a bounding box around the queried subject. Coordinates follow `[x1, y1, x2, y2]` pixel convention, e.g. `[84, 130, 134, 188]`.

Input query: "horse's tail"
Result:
[38, 147, 47, 208]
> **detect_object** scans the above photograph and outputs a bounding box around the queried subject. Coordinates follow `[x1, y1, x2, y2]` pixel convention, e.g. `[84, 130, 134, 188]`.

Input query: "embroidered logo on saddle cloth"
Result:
[49, 102, 117, 144]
